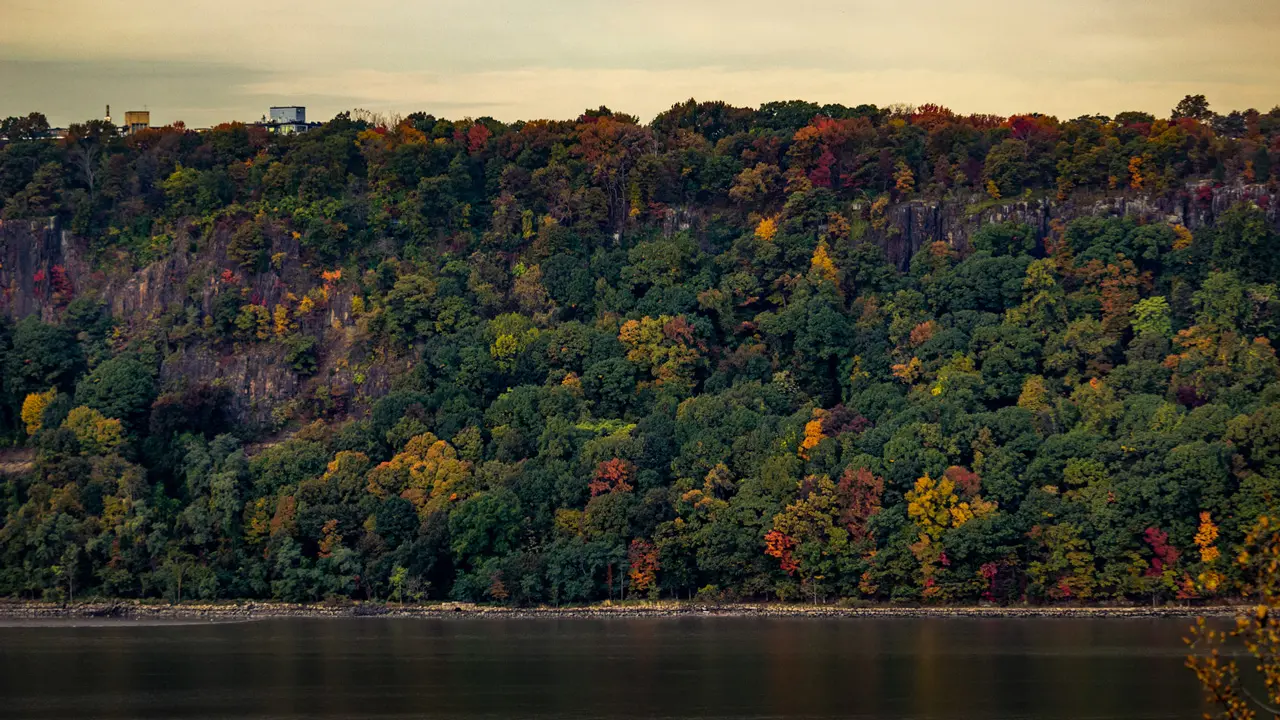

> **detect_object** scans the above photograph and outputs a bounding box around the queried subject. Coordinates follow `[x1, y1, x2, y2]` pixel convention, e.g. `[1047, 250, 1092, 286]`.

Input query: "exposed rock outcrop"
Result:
[1, 181, 1275, 424]
[868, 182, 1278, 266]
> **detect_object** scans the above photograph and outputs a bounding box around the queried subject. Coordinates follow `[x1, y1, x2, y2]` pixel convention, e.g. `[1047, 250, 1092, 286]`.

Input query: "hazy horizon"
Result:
[3, 0, 1280, 127]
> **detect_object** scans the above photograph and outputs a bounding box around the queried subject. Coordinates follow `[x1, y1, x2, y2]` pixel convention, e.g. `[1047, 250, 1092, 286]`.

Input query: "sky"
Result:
[2, 0, 1279, 128]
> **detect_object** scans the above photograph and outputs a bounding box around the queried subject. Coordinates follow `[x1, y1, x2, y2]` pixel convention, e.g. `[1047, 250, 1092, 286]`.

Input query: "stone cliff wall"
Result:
[868, 182, 1278, 267]
[0, 220, 382, 428]
[0, 218, 84, 322]
[0, 182, 1276, 424]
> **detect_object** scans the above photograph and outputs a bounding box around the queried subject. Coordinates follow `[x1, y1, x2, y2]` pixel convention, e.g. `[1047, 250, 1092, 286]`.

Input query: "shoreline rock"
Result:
[0, 599, 1243, 622]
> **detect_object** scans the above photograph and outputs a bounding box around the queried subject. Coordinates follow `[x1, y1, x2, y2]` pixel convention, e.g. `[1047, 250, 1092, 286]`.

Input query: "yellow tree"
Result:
[1187, 515, 1280, 719]
[906, 472, 997, 598]
[62, 406, 125, 455]
[1197, 512, 1222, 564]
[1173, 224, 1194, 251]
[20, 387, 57, 435]
[906, 472, 995, 541]
[810, 241, 838, 285]
[366, 433, 474, 517]
[273, 305, 292, 336]
[754, 216, 778, 242]
[1128, 156, 1145, 190]
[891, 356, 923, 384]
[1195, 511, 1224, 595]
[894, 160, 915, 195]
[799, 408, 826, 460]
[618, 315, 702, 390]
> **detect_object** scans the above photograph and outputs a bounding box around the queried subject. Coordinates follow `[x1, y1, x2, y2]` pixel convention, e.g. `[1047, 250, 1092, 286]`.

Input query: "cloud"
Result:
[2, 0, 1277, 125]
[240, 66, 1280, 125]
[0, 59, 268, 126]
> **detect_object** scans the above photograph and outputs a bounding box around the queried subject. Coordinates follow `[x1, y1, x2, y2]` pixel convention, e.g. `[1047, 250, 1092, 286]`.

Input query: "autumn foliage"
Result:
[590, 458, 635, 497]
[1, 95, 1279, 608]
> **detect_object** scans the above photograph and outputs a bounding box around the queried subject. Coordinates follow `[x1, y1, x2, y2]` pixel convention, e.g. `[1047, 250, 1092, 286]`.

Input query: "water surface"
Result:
[0, 616, 1205, 719]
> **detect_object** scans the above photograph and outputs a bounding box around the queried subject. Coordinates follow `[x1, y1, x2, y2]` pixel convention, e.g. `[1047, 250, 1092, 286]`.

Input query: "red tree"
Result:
[590, 458, 635, 497]
[627, 539, 660, 595]
[943, 466, 981, 499]
[1144, 527, 1180, 576]
[764, 530, 799, 574]
[836, 467, 884, 543]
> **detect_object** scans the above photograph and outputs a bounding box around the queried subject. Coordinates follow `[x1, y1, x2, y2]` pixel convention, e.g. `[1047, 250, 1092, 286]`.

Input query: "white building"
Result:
[269, 106, 309, 134]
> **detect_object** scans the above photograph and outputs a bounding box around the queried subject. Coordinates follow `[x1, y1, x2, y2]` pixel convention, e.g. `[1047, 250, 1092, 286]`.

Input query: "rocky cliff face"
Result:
[0, 219, 395, 428]
[868, 182, 1278, 266]
[1, 182, 1276, 425]
[0, 219, 85, 322]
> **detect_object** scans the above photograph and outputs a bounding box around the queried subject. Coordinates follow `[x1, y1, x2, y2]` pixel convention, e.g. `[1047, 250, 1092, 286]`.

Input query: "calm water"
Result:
[0, 617, 1206, 719]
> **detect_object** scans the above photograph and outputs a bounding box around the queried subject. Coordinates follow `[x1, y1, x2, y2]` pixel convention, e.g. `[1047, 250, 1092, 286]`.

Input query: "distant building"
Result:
[268, 106, 311, 134]
[123, 110, 150, 135]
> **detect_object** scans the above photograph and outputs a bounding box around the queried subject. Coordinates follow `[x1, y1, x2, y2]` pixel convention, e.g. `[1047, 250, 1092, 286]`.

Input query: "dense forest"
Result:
[0, 94, 1278, 605]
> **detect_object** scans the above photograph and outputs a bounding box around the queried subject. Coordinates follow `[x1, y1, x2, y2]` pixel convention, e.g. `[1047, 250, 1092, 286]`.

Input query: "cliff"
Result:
[868, 182, 1278, 266]
[0, 219, 401, 428]
[1, 182, 1275, 425]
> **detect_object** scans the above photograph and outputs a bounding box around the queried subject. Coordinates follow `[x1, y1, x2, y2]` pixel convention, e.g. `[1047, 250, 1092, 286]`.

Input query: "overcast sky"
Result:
[2, 0, 1279, 127]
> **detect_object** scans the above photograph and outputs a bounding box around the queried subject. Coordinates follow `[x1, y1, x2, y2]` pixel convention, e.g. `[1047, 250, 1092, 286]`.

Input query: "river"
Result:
[0, 616, 1206, 719]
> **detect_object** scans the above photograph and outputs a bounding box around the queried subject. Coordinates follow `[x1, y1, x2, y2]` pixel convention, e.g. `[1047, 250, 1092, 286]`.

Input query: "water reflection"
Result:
[0, 617, 1205, 719]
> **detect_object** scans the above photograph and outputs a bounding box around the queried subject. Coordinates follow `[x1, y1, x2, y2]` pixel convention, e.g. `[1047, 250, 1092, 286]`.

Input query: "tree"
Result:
[1193, 511, 1224, 595]
[228, 218, 271, 272]
[618, 315, 703, 392]
[835, 466, 884, 543]
[768, 475, 851, 602]
[764, 529, 799, 575]
[1208, 204, 1278, 283]
[983, 139, 1032, 198]
[0, 112, 50, 141]
[1187, 515, 1280, 718]
[799, 408, 826, 459]
[74, 356, 155, 432]
[590, 458, 635, 497]
[67, 138, 104, 198]
[810, 242, 838, 285]
[389, 565, 409, 603]
[1131, 296, 1172, 338]
[159, 549, 198, 603]
[906, 472, 994, 541]
[732, 164, 782, 207]
[627, 539, 660, 598]
[1028, 523, 1097, 601]
[283, 334, 318, 375]
[754, 215, 778, 241]
[383, 273, 439, 344]
[1171, 95, 1212, 122]
[5, 318, 83, 401]
[367, 433, 474, 517]
[61, 406, 125, 455]
[21, 388, 57, 435]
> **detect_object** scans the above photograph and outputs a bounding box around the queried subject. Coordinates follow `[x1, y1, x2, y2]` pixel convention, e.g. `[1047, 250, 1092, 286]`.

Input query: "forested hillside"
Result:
[1, 95, 1279, 605]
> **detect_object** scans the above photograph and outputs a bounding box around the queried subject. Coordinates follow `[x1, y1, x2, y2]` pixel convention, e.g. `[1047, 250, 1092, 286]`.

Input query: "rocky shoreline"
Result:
[0, 599, 1244, 621]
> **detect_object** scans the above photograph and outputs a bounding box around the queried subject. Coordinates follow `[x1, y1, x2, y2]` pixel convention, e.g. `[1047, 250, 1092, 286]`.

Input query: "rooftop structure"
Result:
[123, 110, 150, 135]
[267, 106, 311, 135]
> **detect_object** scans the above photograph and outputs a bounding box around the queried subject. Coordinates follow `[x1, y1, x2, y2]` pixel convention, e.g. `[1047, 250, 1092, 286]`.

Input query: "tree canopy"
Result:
[1, 95, 1279, 604]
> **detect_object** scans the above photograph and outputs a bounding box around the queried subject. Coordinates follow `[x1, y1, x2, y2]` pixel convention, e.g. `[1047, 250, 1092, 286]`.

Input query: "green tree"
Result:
[74, 356, 155, 432]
